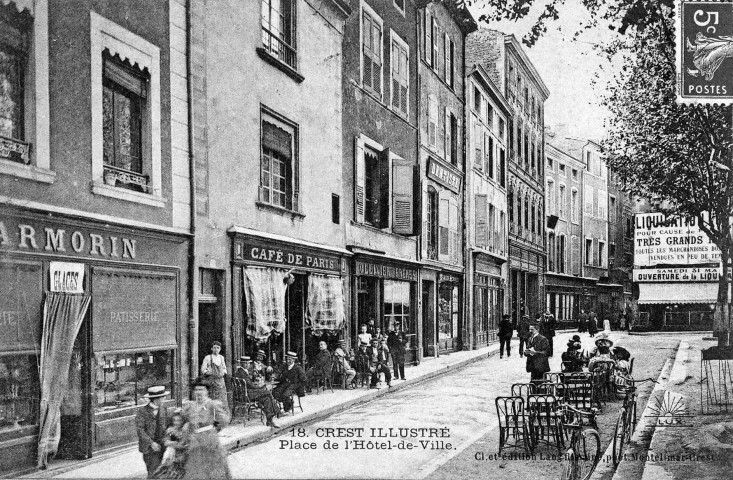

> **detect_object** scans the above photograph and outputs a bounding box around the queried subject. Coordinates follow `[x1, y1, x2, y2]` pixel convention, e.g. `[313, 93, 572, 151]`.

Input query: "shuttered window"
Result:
[391, 36, 409, 118]
[428, 95, 438, 148]
[571, 235, 580, 275]
[475, 194, 487, 247]
[362, 10, 382, 96]
[392, 156, 414, 235]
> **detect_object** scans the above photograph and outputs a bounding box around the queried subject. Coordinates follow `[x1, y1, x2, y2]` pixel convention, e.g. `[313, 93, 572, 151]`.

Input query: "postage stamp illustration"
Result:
[676, 0, 733, 104]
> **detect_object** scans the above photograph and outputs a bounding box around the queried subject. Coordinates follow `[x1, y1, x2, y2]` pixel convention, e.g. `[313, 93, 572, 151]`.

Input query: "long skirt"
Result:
[208, 377, 229, 412]
[183, 428, 230, 480]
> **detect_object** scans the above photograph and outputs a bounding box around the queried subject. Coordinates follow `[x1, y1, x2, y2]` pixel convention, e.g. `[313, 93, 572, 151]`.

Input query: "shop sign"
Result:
[233, 238, 342, 273]
[50, 262, 85, 293]
[633, 266, 732, 283]
[427, 158, 461, 193]
[634, 213, 720, 267]
[439, 273, 461, 284]
[0, 216, 139, 260]
[355, 260, 417, 281]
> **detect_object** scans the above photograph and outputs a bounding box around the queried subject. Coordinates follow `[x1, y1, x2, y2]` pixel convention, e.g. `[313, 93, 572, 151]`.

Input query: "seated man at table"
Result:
[306, 341, 332, 391]
[253, 349, 274, 382]
[273, 351, 306, 413]
[366, 338, 392, 389]
[334, 340, 357, 389]
[234, 355, 280, 428]
[561, 340, 584, 372]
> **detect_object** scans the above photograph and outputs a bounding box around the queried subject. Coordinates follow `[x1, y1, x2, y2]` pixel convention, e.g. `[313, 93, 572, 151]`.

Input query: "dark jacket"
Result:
[366, 346, 390, 368]
[498, 319, 513, 339]
[541, 313, 556, 337]
[518, 318, 531, 340]
[135, 403, 170, 454]
[277, 362, 307, 397]
[309, 350, 332, 377]
[525, 333, 551, 374]
[387, 332, 407, 362]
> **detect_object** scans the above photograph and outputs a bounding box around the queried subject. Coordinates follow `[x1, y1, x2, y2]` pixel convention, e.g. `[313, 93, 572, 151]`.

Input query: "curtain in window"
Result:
[262, 121, 292, 159]
[243, 267, 288, 341]
[37, 292, 91, 468]
[306, 274, 345, 334]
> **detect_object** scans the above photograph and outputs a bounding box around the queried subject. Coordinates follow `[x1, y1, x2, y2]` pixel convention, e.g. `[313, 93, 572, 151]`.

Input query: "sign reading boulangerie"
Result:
[50, 262, 85, 293]
[634, 213, 720, 267]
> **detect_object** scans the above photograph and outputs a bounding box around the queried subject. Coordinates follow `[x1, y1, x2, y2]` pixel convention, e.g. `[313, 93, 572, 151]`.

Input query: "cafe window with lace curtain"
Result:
[0, 7, 31, 165]
[261, 0, 296, 69]
[260, 112, 297, 211]
[102, 53, 149, 193]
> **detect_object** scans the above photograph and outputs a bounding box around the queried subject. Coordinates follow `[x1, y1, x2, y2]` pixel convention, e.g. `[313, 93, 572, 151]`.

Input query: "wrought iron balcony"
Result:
[103, 164, 150, 193]
[261, 27, 297, 71]
[0, 135, 31, 165]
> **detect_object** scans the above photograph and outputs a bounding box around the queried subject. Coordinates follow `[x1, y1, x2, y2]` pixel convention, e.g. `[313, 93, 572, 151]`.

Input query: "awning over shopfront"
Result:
[306, 274, 345, 334]
[638, 283, 719, 305]
[242, 266, 289, 341]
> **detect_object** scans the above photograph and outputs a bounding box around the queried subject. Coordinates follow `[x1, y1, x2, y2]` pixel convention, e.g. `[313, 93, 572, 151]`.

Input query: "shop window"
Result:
[260, 110, 298, 211]
[362, 6, 382, 97]
[438, 283, 458, 341]
[0, 2, 52, 182]
[0, 354, 39, 433]
[91, 12, 162, 205]
[427, 186, 439, 259]
[261, 0, 296, 70]
[383, 280, 411, 335]
[94, 350, 174, 413]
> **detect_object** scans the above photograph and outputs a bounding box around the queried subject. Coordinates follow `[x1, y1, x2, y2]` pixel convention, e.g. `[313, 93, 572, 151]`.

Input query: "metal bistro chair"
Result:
[310, 362, 334, 394]
[511, 383, 535, 401]
[331, 360, 353, 390]
[231, 378, 264, 424]
[564, 372, 594, 410]
[496, 396, 531, 454]
[543, 372, 564, 384]
[526, 394, 564, 453]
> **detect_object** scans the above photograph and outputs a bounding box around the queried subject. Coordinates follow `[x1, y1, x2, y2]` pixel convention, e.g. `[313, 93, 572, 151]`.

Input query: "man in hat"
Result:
[252, 350, 273, 383]
[517, 314, 531, 357]
[273, 352, 306, 413]
[135, 386, 171, 477]
[498, 314, 513, 359]
[234, 355, 251, 379]
[541, 308, 556, 357]
[524, 321, 550, 382]
[354, 341, 370, 386]
[387, 326, 408, 380]
[334, 340, 357, 388]
[234, 355, 281, 427]
[306, 341, 332, 391]
[366, 337, 392, 388]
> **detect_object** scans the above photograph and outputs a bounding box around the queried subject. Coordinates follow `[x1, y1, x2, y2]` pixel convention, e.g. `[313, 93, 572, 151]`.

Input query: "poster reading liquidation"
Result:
[634, 213, 721, 276]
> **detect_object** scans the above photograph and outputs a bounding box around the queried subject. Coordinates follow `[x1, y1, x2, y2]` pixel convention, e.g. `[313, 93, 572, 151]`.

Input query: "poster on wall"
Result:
[49, 262, 85, 293]
[633, 213, 720, 267]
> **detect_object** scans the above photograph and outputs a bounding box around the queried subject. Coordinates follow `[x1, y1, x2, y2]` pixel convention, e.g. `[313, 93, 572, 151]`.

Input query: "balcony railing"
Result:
[261, 27, 297, 71]
[0, 135, 31, 165]
[103, 164, 150, 193]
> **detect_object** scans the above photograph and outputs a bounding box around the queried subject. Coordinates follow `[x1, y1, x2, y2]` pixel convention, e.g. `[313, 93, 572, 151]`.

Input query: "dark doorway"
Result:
[198, 269, 224, 371]
[286, 274, 307, 364]
[422, 280, 434, 357]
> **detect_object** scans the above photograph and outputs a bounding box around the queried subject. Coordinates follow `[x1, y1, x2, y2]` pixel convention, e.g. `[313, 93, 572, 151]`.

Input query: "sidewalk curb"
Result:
[629, 331, 711, 336]
[588, 339, 682, 480]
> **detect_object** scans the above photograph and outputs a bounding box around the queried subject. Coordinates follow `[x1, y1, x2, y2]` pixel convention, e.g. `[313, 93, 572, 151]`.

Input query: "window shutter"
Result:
[438, 192, 450, 261]
[392, 157, 414, 235]
[449, 39, 455, 88]
[444, 108, 451, 165]
[424, 11, 431, 64]
[475, 194, 488, 248]
[443, 33, 449, 81]
[378, 147, 391, 228]
[488, 136, 494, 179]
[431, 18, 438, 70]
[489, 203, 496, 251]
[449, 196, 459, 264]
[421, 183, 429, 258]
[484, 132, 490, 174]
[355, 137, 366, 223]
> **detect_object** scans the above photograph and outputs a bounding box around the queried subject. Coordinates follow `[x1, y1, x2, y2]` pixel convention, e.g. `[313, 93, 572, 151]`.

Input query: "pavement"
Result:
[16, 330, 716, 480]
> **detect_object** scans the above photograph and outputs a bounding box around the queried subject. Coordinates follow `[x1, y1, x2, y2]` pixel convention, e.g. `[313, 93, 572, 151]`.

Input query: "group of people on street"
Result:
[496, 309, 556, 359]
[355, 323, 409, 387]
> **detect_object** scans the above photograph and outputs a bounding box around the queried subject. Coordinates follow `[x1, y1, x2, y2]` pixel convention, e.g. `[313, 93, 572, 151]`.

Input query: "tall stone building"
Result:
[467, 30, 549, 324]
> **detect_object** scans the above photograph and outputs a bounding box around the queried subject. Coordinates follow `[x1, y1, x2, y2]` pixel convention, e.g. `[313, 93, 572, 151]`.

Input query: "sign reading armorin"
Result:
[634, 213, 720, 267]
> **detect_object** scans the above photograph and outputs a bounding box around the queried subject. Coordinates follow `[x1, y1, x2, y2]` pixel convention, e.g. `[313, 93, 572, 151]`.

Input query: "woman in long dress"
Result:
[182, 379, 231, 479]
[200, 342, 229, 412]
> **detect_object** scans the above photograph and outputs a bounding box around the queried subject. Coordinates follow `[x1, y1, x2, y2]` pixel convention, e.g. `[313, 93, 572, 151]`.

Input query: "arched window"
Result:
[427, 186, 438, 259]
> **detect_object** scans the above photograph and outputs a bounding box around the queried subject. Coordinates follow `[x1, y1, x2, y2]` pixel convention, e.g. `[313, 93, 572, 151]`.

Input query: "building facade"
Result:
[544, 137, 593, 323]
[342, 0, 421, 362]
[466, 30, 549, 324]
[0, 0, 191, 470]
[191, 0, 351, 375]
[416, 1, 476, 356]
[464, 63, 511, 348]
[607, 168, 634, 320]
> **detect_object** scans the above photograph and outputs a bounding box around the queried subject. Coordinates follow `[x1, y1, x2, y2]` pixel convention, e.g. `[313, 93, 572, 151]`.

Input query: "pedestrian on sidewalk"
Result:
[518, 314, 530, 357]
[136, 386, 171, 478]
[578, 309, 588, 333]
[524, 322, 550, 382]
[200, 342, 229, 413]
[387, 326, 408, 380]
[587, 310, 598, 337]
[182, 379, 231, 480]
[498, 314, 513, 359]
[541, 309, 556, 357]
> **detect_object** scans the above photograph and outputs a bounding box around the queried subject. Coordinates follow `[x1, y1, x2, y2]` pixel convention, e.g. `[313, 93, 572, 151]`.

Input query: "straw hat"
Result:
[143, 385, 169, 399]
[285, 351, 298, 359]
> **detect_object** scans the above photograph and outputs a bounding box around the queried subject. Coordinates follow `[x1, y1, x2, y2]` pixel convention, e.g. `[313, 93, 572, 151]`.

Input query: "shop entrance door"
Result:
[285, 275, 306, 364]
[422, 281, 434, 357]
[56, 315, 92, 459]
